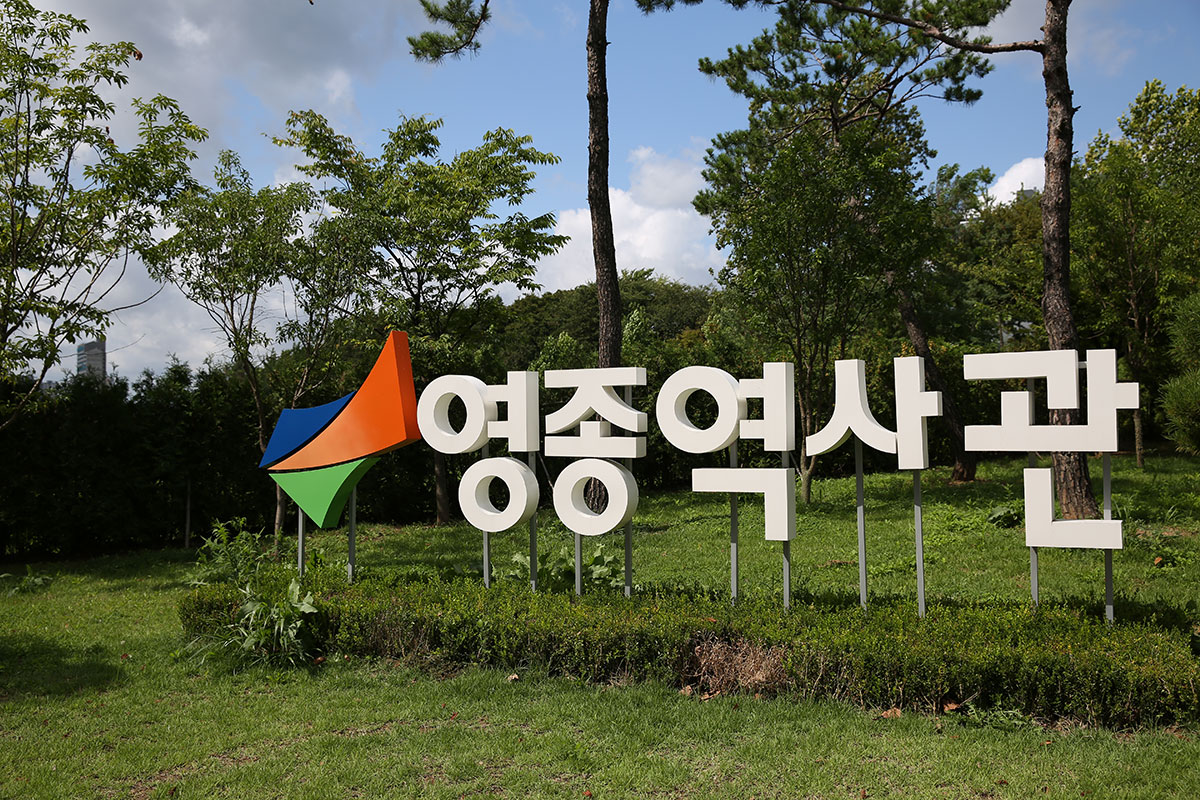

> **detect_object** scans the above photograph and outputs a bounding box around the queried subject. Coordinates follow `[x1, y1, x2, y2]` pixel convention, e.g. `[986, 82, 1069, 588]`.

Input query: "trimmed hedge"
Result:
[179, 577, 1200, 728]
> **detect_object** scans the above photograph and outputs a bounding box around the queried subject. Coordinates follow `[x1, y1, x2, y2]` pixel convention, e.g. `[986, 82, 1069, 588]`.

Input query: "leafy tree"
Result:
[1162, 293, 1200, 455]
[678, 0, 997, 483]
[953, 189, 1045, 346]
[1073, 81, 1200, 466]
[695, 118, 925, 501]
[148, 151, 364, 540]
[0, 0, 206, 429]
[275, 111, 564, 342]
[275, 110, 565, 524]
[649, 0, 1097, 516]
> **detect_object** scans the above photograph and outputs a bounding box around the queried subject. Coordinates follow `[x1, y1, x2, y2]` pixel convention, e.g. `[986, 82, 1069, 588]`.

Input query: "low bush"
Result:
[179, 577, 1200, 728]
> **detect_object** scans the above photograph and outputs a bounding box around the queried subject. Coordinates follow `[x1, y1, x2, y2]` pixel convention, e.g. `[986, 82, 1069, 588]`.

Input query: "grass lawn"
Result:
[2, 455, 1200, 798]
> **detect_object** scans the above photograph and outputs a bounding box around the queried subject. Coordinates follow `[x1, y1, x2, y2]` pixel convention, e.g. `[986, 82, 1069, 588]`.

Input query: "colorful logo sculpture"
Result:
[260, 331, 420, 527]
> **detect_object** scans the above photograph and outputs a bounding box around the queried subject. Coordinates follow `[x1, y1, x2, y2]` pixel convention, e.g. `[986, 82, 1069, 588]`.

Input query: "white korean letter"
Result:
[738, 362, 796, 453]
[552, 458, 638, 536]
[806, 360, 897, 456]
[486, 371, 540, 453]
[692, 468, 795, 541]
[417, 375, 495, 454]
[458, 457, 540, 533]
[655, 366, 744, 453]
[964, 349, 1137, 453]
[1023, 468, 1122, 549]
[544, 367, 647, 459]
[894, 357, 942, 470]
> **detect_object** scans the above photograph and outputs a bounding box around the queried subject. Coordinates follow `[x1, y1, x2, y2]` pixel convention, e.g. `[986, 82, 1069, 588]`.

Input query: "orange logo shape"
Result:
[268, 330, 420, 472]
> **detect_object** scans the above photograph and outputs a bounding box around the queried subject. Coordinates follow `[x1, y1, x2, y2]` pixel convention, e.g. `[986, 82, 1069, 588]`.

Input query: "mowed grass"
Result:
[2, 454, 1200, 798]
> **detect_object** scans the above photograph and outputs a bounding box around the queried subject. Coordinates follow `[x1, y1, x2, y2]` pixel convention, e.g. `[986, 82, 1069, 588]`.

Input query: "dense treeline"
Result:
[2, 269, 1012, 559]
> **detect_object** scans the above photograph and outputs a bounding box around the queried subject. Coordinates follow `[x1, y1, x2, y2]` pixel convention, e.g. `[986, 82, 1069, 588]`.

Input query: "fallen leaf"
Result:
[943, 702, 961, 713]
[506, 673, 520, 682]
[1154, 556, 1164, 566]
[449, 711, 458, 720]
[882, 707, 901, 719]
[679, 685, 694, 697]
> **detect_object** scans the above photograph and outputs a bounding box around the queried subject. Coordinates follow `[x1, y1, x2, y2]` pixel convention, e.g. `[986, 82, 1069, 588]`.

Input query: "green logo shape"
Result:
[269, 457, 379, 528]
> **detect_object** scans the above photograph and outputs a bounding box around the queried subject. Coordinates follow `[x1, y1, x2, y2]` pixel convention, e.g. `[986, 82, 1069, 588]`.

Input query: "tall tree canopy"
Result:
[0, 0, 206, 429]
[696, 115, 928, 500]
[1073, 81, 1200, 465]
[648, 0, 1098, 515]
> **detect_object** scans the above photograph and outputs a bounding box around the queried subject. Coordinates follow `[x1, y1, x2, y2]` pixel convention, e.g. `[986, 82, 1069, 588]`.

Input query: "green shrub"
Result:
[180, 578, 1200, 728]
[178, 583, 241, 639]
[228, 579, 322, 666]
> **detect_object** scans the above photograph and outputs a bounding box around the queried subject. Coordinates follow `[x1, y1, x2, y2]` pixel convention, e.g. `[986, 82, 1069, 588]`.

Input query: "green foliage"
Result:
[188, 518, 270, 588]
[987, 506, 1022, 529]
[182, 576, 1200, 727]
[0, 564, 52, 595]
[177, 582, 241, 639]
[0, 0, 206, 424]
[1163, 292, 1200, 454]
[408, 0, 491, 61]
[227, 579, 321, 667]
[1073, 81, 1200, 404]
[498, 543, 625, 593]
[1163, 370, 1200, 455]
[274, 110, 566, 342]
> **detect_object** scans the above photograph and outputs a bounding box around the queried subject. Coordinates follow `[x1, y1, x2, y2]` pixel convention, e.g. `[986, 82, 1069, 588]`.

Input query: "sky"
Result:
[31, 0, 1200, 380]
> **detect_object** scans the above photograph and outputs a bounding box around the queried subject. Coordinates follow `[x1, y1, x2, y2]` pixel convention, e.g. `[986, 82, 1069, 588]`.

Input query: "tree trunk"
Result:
[434, 450, 451, 525]
[887, 271, 976, 482]
[799, 457, 815, 504]
[1041, 0, 1098, 519]
[274, 484, 285, 552]
[587, 0, 621, 370]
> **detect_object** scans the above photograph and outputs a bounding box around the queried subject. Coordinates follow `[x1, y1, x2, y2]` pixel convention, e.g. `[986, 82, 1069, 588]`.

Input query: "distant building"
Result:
[76, 339, 106, 379]
[1017, 187, 1038, 200]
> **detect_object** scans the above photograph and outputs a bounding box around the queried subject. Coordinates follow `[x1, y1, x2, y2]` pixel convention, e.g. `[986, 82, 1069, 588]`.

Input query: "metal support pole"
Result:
[624, 385, 633, 598]
[1028, 378, 1039, 608]
[730, 443, 739, 604]
[913, 470, 925, 619]
[782, 449, 790, 609]
[347, 488, 356, 584]
[1104, 453, 1114, 624]
[1030, 547, 1039, 607]
[574, 532, 583, 597]
[481, 443, 490, 588]
[528, 451, 538, 592]
[856, 439, 867, 610]
[298, 509, 306, 578]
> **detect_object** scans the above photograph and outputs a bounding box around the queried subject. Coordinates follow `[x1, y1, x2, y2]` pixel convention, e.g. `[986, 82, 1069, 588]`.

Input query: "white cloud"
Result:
[627, 146, 705, 208]
[170, 17, 210, 49]
[988, 156, 1044, 203]
[978, 0, 1138, 75]
[532, 147, 721, 294]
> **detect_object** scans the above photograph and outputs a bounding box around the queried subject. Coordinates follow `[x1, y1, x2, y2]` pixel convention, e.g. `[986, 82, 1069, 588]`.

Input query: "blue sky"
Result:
[36, 0, 1200, 378]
